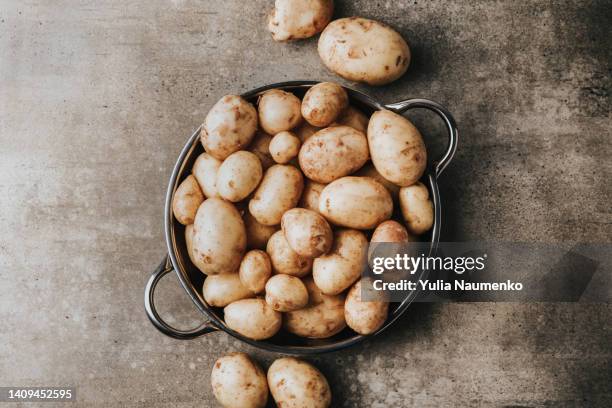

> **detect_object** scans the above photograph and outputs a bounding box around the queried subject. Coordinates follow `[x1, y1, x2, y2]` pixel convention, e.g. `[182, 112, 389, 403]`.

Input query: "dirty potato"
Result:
[244, 211, 278, 250]
[265, 274, 309, 312]
[224, 298, 282, 340]
[268, 0, 334, 41]
[268, 357, 332, 408]
[344, 279, 389, 335]
[249, 164, 304, 226]
[299, 180, 326, 213]
[172, 175, 204, 225]
[269, 131, 301, 164]
[249, 130, 275, 170]
[211, 353, 268, 408]
[239, 249, 272, 294]
[266, 231, 312, 277]
[203, 273, 254, 307]
[281, 208, 333, 257]
[331, 105, 369, 134]
[398, 182, 434, 234]
[192, 152, 221, 198]
[301, 82, 348, 127]
[258, 89, 302, 135]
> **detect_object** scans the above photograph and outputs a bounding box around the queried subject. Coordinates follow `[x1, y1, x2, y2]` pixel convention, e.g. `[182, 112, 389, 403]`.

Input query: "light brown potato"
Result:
[239, 250, 272, 294]
[368, 109, 427, 186]
[265, 274, 309, 312]
[294, 121, 321, 142]
[202, 95, 258, 160]
[211, 353, 268, 408]
[298, 126, 369, 184]
[299, 180, 326, 213]
[192, 198, 246, 274]
[249, 165, 304, 226]
[281, 208, 332, 257]
[331, 105, 369, 134]
[268, 357, 331, 408]
[185, 224, 208, 274]
[399, 182, 434, 234]
[249, 130, 275, 170]
[301, 82, 348, 127]
[267, 0, 334, 41]
[318, 17, 410, 85]
[216, 151, 263, 202]
[318, 177, 393, 229]
[371, 220, 411, 243]
[172, 175, 204, 225]
[313, 229, 367, 295]
[344, 279, 389, 335]
[258, 89, 302, 135]
[192, 153, 221, 198]
[224, 298, 282, 340]
[269, 131, 301, 164]
[354, 162, 400, 198]
[203, 274, 254, 307]
[244, 211, 278, 250]
[266, 231, 312, 277]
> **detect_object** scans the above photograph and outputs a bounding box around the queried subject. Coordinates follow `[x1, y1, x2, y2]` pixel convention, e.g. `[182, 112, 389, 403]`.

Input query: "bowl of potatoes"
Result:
[144, 80, 457, 354]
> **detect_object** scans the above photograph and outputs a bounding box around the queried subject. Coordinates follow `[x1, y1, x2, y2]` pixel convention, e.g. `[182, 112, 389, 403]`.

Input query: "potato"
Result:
[367, 109, 427, 186]
[185, 224, 208, 274]
[268, 357, 331, 408]
[203, 273, 254, 307]
[202, 95, 258, 160]
[192, 198, 246, 274]
[331, 105, 369, 134]
[318, 17, 410, 85]
[318, 177, 393, 229]
[299, 180, 326, 213]
[224, 298, 281, 340]
[313, 229, 367, 295]
[249, 164, 304, 226]
[399, 182, 434, 234]
[269, 131, 301, 164]
[265, 274, 309, 312]
[344, 279, 389, 335]
[354, 162, 400, 197]
[239, 250, 272, 294]
[301, 82, 348, 127]
[211, 352, 268, 408]
[294, 121, 321, 142]
[284, 277, 345, 338]
[266, 231, 312, 277]
[267, 0, 334, 41]
[244, 211, 278, 250]
[371, 220, 411, 243]
[298, 126, 369, 183]
[281, 208, 332, 257]
[172, 175, 204, 225]
[216, 151, 263, 202]
[192, 153, 221, 198]
[258, 89, 302, 135]
[249, 130, 275, 170]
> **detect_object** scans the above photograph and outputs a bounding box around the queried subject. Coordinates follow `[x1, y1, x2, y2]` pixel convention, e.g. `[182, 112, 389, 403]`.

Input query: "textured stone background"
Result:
[1, 0, 610, 406]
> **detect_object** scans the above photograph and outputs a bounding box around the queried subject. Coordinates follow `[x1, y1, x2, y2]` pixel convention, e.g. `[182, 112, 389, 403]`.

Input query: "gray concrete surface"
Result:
[1, 0, 610, 406]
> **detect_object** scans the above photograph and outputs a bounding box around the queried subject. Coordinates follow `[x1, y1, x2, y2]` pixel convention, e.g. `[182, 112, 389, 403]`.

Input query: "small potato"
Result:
[202, 95, 258, 160]
[344, 279, 389, 335]
[216, 151, 263, 202]
[185, 224, 208, 274]
[244, 211, 278, 250]
[331, 106, 369, 134]
[258, 89, 302, 135]
[172, 175, 204, 225]
[203, 274, 254, 307]
[265, 274, 309, 312]
[294, 121, 321, 142]
[268, 357, 331, 408]
[281, 208, 332, 257]
[249, 165, 304, 226]
[355, 162, 400, 198]
[301, 82, 348, 127]
[371, 220, 411, 243]
[298, 126, 369, 184]
[211, 352, 268, 408]
[192, 153, 221, 198]
[399, 182, 434, 234]
[266, 231, 312, 277]
[224, 298, 282, 340]
[239, 250, 272, 294]
[249, 130, 275, 170]
[267, 0, 334, 41]
[318, 177, 393, 229]
[299, 180, 326, 213]
[269, 131, 301, 164]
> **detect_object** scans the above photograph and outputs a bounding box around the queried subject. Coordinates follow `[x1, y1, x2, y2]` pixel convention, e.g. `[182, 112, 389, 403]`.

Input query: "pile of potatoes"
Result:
[172, 81, 433, 341]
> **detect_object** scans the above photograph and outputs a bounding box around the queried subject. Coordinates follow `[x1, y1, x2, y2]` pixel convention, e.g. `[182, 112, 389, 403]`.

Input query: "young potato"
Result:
[265, 274, 309, 312]
[224, 298, 282, 340]
[172, 175, 204, 225]
[344, 279, 389, 335]
[185, 224, 208, 274]
[371, 220, 412, 243]
[211, 352, 268, 408]
[258, 89, 302, 135]
[368, 109, 427, 186]
[192, 198, 246, 274]
[354, 162, 400, 198]
[269, 131, 301, 164]
[298, 126, 369, 184]
[301, 82, 348, 127]
[266, 231, 312, 277]
[294, 121, 321, 142]
[399, 182, 434, 234]
[318, 17, 410, 85]
[203, 274, 254, 307]
[299, 180, 326, 213]
[248, 130, 275, 170]
[216, 151, 263, 202]
[249, 164, 304, 226]
[202, 95, 258, 160]
[244, 211, 278, 250]
[268, 357, 332, 408]
[267, 0, 334, 41]
[192, 152, 221, 198]
[331, 105, 369, 134]
[318, 177, 393, 229]
[281, 208, 332, 257]
[239, 250, 272, 294]
[313, 229, 367, 295]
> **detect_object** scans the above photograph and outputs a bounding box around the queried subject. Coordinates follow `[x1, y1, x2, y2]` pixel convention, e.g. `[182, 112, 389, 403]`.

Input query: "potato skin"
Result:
[249, 130, 275, 170]
[211, 352, 268, 408]
[258, 89, 302, 135]
[354, 162, 400, 198]
[249, 164, 304, 226]
[268, 357, 332, 408]
[281, 208, 333, 258]
[244, 211, 278, 250]
[239, 250, 272, 294]
[266, 231, 312, 277]
[185, 224, 208, 274]
[294, 121, 321, 142]
[216, 151, 263, 202]
[368, 109, 427, 187]
[301, 82, 348, 127]
[203, 273, 254, 307]
[299, 180, 326, 213]
[399, 182, 434, 234]
[224, 298, 282, 340]
[371, 220, 411, 243]
[269, 131, 301, 164]
[318, 17, 410, 85]
[331, 105, 369, 134]
[344, 279, 389, 335]
[172, 175, 204, 225]
[192, 153, 221, 198]
[267, 0, 334, 41]
[265, 274, 309, 312]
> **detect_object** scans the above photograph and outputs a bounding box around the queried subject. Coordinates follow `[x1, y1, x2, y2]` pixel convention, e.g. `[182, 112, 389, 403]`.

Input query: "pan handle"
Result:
[385, 98, 458, 178]
[144, 256, 218, 339]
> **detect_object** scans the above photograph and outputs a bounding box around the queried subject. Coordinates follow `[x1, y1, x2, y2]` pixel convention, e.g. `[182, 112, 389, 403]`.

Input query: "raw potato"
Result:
[249, 164, 304, 226]
[265, 274, 309, 312]
[267, 0, 334, 41]
[313, 229, 367, 295]
[224, 298, 282, 340]
[239, 250, 272, 294]
[192, 198, 247, 274]
[344, 279, 389, 335]
[172, 175, 204, 225]
[318, 177, 393, 229]
[299, 180, 326, 213]
[258, 89, 302, 135]
[399, 182, 434, 234]
[269, 131, 301, 164]
[332, 105, 369, 134]
[202, 95, 258, 160]
[294, 121, 321, 142]
[192, 153, 221, 198]
[185, 224, 208, 274]
[268, 357, 332, 408]
[211, 353, 268, 408]
[281, 208, 332, 257]
[318, 17, 411, 85]
[244, 211, 278, 250]
[371, 220, 411, 243]
[249, 130, 275, 170]
[299, 126, 369, 183]
[266, 231, 312, 277]
[203, 273, 253, 307]
[355, 162, 400, 197]
[368, 109, 427, 186]
[301, 82, 348, 127]
[216, 151, 263, 202]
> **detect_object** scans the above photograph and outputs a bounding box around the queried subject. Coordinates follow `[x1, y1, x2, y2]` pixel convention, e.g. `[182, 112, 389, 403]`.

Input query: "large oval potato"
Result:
[202, 95, 258, 160]
[249, 165, 304, 226]
[249, 130, 275, 170]
[265, 274, 309, 312]
[368, 109, 427, 186]
[239, 250, 272, 294]
[172, 175, 204, 225]
[203, 273, 254, 307]
[299, 180, 326, 213]
[332, 105, 369, 134]
[224, 298, 282, 340]
[301, 82, 348, 127]
[355, 162, 400, 198]
[399, 182, 434, 234]
[268, 357, 331, 408]
[244, 211, 278, 250]
[185, 224, 208, 274]
[269, 131, 301, 164]
[192, 153, 221, 198]
[344, 279, 389, 335]
[318, 177, 393, 229]
[217, 151, 263, 202]
[281, 208, 333, 257]
[211, 353, 268, 408]
[266, 231, 312, 277]
[268, 0, 334, 41]
[258, 89, 302, 135]
[298, 126, 369, 183]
